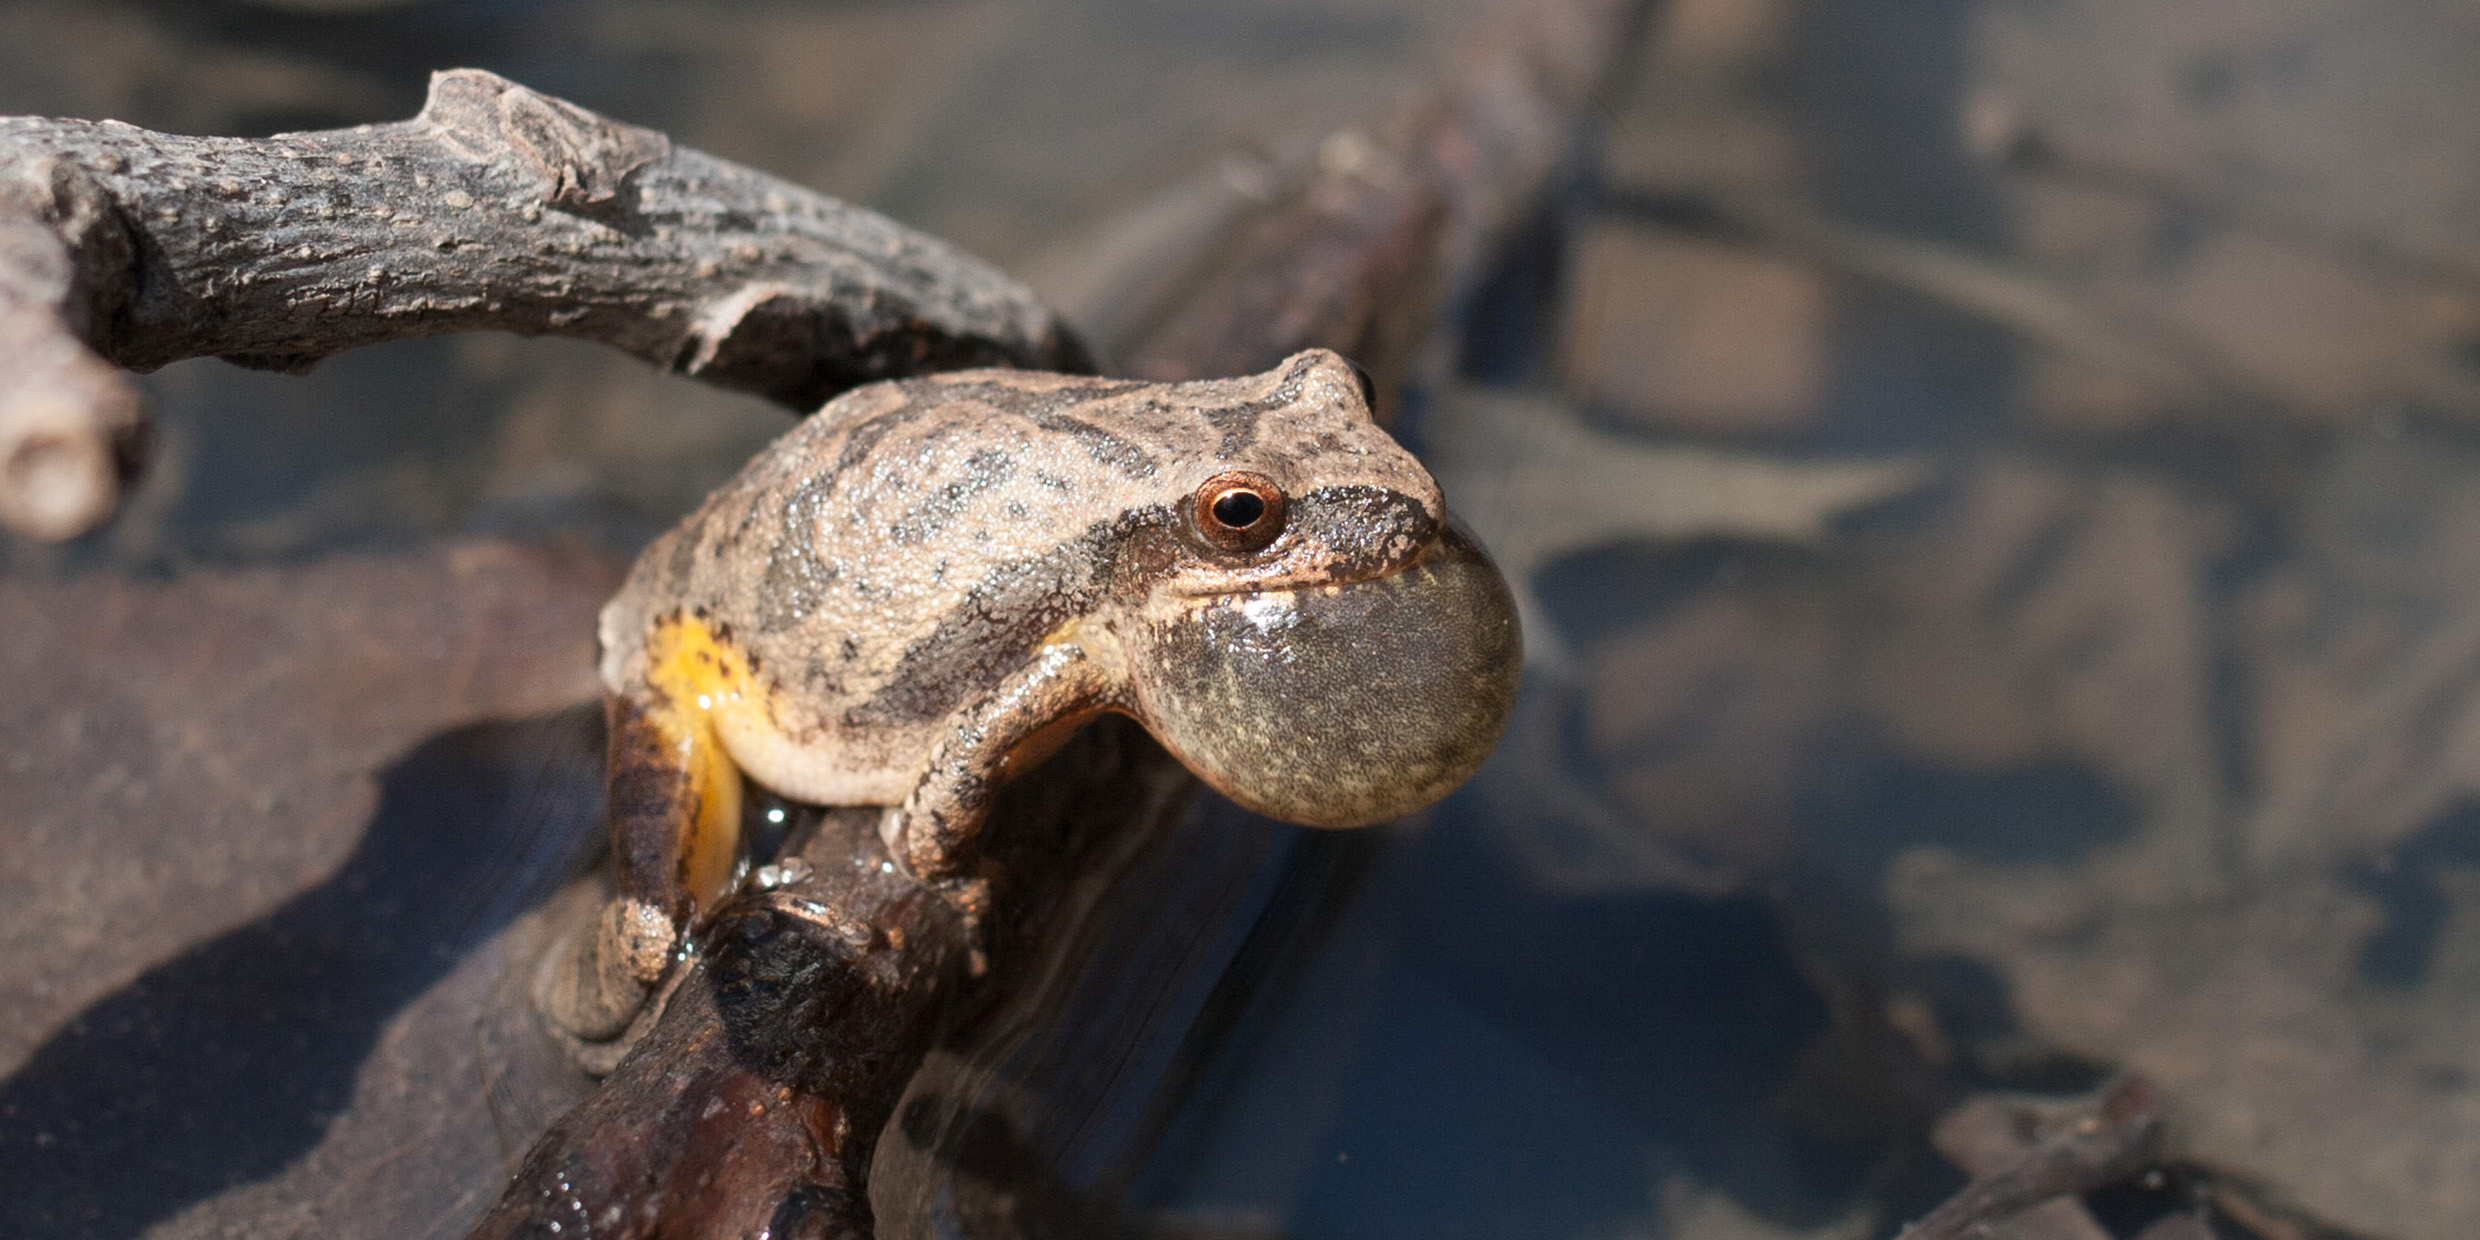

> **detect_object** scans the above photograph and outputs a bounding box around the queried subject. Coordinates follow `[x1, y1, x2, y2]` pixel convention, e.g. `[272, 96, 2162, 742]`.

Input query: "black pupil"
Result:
[1211, 489, 1267, 528]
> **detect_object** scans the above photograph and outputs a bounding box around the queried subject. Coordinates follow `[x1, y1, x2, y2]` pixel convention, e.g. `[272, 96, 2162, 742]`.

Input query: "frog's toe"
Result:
[877, 805, 907, 868]
[937, 871, 994, 978]
[534, 895, 677, 1046]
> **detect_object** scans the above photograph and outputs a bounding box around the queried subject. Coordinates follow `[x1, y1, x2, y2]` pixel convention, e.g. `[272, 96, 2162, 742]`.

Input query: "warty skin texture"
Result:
[547, 348, 1518, 1052]
[596, 348, 1492, 814]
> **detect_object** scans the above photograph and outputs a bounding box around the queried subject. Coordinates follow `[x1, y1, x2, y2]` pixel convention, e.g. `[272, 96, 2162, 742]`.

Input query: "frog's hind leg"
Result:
[539, 671, 745, 1047]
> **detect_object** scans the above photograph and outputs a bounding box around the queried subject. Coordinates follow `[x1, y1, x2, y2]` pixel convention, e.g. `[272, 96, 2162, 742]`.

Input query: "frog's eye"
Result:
[1192, 470, 1287, 553]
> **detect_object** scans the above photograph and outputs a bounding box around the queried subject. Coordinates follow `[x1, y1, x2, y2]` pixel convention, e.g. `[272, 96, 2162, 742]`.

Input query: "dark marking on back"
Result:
[757, 471, 841, 632]
[845, 506, 1170, 726]
[825, 405, 924, 501]
[891, 447, 1015, 544]
[749, 402, 934, 632]
[1029, 409, 1157, 478]
[1201, 353, 1323, 454]
[844, 537, 1103, 726]
[929, 378, 1161, 479]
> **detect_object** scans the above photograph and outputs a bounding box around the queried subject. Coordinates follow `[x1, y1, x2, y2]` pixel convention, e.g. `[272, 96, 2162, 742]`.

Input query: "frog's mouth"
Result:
[1129, 519, 1522, 828]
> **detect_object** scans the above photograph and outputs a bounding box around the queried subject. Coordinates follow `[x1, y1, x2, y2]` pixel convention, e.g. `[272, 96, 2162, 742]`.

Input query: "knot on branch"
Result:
[0, 148, 135, 341]
[420, 69, 669, 222]
[706, 886, 963, 1099]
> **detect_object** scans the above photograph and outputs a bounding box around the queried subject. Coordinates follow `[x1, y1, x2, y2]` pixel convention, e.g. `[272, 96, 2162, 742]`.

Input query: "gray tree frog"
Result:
[543, 348, 1520, 1046]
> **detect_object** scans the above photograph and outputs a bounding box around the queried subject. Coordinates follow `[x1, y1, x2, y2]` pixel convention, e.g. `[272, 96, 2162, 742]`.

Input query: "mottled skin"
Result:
[544, 349, 1521, 1048]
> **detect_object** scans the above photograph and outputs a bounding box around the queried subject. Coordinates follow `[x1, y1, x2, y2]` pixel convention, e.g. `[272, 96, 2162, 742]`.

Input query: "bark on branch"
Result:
[0, 68, 1088, 540]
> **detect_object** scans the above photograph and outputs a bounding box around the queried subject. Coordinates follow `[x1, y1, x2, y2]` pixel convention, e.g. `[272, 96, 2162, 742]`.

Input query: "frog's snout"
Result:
[1132, 520, 1522, 827]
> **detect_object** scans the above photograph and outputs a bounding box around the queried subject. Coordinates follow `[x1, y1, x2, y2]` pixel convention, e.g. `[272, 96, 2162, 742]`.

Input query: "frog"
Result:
[539, 347, 1522, 1048]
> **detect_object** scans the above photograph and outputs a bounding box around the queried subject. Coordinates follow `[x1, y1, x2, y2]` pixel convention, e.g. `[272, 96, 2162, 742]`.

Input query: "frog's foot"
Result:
[534, 895, 680, 1055]
[879, 807, 993, 975]
[539, 668, 745, 1068]
[877, 804, 911, 874]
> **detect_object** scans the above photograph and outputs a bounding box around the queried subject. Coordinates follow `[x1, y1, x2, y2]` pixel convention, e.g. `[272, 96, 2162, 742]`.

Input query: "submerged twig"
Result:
[1114, 0, 1648, 402]
[1601, 186, 2247, 414]
[1901, 1075, 2165, 1240]
[1606, 183, 2480, 427]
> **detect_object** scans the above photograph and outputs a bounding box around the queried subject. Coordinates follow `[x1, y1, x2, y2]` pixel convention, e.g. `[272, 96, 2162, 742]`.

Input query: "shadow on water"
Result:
[1532, 538, 1829, 648]
[1274, 809, 1851, 1240]
[1799, 748, 2142, 881]
[2350, 801, 2480, 987]
[0, 706, 607, 1240]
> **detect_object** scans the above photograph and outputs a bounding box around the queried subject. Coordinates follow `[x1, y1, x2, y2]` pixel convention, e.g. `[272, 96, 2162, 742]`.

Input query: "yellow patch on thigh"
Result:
[641, 615, 780, 908]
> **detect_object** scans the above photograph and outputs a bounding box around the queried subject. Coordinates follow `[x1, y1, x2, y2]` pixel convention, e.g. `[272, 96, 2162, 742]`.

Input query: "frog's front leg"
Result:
[882, 640, 1117, 905]
[541, 642, 747, 1044]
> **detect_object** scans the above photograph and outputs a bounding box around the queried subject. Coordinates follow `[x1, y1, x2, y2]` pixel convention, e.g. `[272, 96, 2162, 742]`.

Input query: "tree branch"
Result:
[468, 722, 1194, 1240]
[0, 68, 1088, 540]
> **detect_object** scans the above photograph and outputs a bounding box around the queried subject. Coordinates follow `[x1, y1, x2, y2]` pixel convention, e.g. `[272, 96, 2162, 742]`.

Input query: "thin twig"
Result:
[1901, 1076, 2165, 1240]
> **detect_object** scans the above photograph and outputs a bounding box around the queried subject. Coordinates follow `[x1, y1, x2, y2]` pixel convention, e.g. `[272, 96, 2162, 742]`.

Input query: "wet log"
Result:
[0, 68, 1086, 539]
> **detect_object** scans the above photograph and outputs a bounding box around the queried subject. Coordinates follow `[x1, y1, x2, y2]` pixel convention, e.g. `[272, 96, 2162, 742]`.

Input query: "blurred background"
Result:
[7, 1, 2480, 1238]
